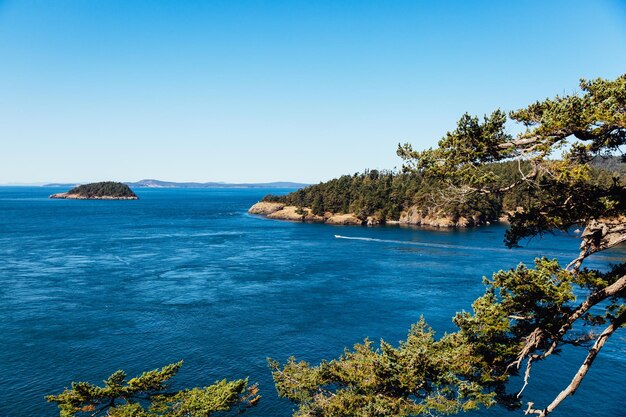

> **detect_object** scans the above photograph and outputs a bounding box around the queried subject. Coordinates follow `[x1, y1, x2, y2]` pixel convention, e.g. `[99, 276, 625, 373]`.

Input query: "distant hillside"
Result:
[44, 183, 81, 188]
[126, 179, 308, 188]
[590, 155, 626, 176]
[44, 179, 308, 189]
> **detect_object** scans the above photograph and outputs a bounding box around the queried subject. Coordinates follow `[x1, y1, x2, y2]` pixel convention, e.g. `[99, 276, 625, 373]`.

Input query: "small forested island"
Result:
[49, 181, 138, 200]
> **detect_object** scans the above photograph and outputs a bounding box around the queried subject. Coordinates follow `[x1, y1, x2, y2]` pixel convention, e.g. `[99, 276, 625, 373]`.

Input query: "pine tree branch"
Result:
[524, 309, 626, 417]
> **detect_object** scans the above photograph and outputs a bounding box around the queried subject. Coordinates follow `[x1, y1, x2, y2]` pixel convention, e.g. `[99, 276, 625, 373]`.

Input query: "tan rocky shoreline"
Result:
[249, 201, 499, 228]
[49, 193, 138, 200]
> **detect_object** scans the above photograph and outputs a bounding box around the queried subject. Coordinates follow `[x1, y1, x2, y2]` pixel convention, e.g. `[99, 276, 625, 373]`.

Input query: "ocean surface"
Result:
[0, 187, 624, 417]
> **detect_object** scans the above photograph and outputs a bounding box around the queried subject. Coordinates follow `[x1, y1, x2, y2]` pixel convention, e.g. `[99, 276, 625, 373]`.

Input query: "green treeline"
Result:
[263, 158, 623, 223]
[262, 167, 502, 222]
[67, 182, 137, 198]
[264, 169, 420, 220]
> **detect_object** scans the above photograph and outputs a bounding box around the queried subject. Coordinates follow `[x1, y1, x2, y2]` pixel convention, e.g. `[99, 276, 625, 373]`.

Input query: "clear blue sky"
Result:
[1, 0, 625, 184]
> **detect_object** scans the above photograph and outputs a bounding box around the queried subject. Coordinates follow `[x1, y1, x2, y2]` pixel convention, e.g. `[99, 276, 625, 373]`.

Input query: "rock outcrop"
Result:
[248, 201, 286, 215]
[324, 213, 363, 225]
[249, 202, 364, 225]
[268, 206, 324, 222]
[398, 205, 488, 228]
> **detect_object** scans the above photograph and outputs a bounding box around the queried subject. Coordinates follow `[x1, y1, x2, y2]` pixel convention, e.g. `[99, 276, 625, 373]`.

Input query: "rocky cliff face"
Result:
[248, 202, 493, 228]
[248, 201, 506, 228]
[49, 190, 496, 224]
[247, 201, 286, 215]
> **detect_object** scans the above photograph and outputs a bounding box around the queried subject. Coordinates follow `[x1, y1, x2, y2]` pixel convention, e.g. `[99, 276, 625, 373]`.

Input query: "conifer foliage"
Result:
[46, 361, 260, 417]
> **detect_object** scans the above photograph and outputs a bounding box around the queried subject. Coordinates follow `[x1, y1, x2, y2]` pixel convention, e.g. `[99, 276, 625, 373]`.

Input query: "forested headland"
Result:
[256, 157, 623, 227]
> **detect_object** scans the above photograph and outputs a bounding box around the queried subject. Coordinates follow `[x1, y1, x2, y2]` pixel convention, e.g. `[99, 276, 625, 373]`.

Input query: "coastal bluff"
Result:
[248, 201, 487, 227]
[50, 182, 138, 200]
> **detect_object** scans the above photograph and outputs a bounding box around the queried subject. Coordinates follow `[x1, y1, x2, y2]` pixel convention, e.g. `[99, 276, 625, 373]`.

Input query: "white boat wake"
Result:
[334, 234, 482, 251]
[333, 234, 577, 257]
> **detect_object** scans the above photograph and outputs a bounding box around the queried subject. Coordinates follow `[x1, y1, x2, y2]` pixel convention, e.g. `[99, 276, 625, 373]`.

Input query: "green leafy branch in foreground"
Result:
[46, 361, 260, 417]
[270, 319, 497, 417]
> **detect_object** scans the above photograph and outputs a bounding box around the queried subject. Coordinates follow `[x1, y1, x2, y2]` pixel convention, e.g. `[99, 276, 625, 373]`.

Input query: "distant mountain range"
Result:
[43, 179, 309, 189]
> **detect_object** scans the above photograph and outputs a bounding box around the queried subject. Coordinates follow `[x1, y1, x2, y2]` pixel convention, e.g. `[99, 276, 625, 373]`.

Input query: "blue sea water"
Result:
[0, 187, 624, 417]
